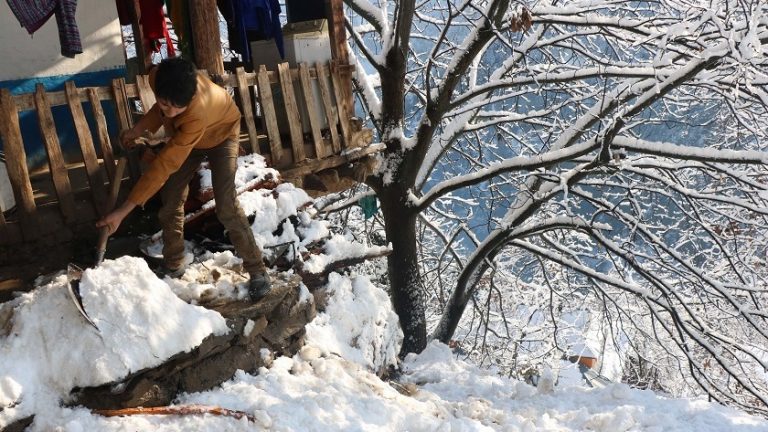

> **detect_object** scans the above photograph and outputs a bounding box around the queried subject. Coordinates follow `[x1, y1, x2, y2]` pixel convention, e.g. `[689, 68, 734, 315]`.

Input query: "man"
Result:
[97, 57, 271, 301]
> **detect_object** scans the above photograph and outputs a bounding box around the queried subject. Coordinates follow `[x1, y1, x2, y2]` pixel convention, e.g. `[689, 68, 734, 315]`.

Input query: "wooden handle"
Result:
[95, 157, 128, 265]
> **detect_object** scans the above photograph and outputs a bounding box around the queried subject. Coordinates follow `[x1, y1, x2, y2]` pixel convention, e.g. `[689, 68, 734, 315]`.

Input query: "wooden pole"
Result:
[189, 0, 224, 76]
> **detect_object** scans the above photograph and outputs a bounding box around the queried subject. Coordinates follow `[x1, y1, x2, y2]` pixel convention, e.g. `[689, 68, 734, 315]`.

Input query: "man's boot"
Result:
[248, 272, 272, 302]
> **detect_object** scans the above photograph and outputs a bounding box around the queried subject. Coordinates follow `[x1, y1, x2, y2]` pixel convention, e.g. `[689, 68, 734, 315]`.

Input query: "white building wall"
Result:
[0, 0, 124, 82]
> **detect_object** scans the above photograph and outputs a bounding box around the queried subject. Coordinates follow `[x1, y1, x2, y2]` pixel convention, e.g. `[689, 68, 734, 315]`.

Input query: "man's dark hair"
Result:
[154, 58, 198, 107]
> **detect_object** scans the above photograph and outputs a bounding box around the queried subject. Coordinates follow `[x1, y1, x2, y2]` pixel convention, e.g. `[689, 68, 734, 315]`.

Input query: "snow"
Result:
[2, 161, 768, 431]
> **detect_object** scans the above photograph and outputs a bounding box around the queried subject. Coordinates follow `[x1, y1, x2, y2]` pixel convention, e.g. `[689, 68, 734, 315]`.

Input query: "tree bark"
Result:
[378, 185, 426, 357]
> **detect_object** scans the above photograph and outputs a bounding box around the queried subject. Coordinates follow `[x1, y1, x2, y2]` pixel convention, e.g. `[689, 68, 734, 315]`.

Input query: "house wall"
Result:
[0, 1, 126, 167]
[0, 0, 124, 85]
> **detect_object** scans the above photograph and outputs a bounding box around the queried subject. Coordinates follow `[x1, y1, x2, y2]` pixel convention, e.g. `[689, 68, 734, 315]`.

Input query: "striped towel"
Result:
[6, 0, 83, 58]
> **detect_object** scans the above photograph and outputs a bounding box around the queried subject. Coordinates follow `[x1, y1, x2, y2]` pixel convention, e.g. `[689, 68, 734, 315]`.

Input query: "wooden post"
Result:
[189, 0, 224, 76]
[325, 0, 349, 66]
[130, 0, 150, 73]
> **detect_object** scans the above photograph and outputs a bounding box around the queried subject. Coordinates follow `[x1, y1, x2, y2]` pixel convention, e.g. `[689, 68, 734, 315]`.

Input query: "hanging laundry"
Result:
[6, 0, 83, 58]
[218, 0, 284, 66]
[116, 0, 175, 57]
[165, 0, 192, 59]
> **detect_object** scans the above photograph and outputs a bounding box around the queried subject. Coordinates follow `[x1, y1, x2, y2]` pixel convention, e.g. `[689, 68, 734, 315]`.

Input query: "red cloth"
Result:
[115, 0, 175, 56]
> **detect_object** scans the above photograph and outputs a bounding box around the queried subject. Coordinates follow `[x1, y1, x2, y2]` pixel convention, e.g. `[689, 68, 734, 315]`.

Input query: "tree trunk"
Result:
[378, 185, 426, 356]
[189, 0, 224, 76]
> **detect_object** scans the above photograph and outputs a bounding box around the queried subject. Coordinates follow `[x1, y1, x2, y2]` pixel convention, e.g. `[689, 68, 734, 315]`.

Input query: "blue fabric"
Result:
[358, 195, 378, 220]
[226, 0, 284, 65]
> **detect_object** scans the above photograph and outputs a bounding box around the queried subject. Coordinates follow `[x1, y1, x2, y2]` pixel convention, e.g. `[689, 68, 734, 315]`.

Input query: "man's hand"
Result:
[120, 127, 143, 149]
[96, 201, 137, 235]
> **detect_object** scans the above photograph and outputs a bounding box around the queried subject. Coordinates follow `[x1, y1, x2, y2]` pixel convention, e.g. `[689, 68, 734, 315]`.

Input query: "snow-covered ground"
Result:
[1, 154, 767, 431]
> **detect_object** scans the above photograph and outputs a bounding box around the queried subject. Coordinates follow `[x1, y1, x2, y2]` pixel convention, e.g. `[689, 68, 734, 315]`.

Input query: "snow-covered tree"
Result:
[336, 0, 768, 413]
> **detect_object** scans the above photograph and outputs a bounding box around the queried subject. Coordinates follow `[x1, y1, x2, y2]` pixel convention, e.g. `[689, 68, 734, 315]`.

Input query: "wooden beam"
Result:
[298, 63, 325, 159]
[280, 142, 385, 179]
[189, 0, 224, 76]
[235, 67, 259, 154]
[278, 62, 305, 163]
[12, 84, 137, 112]
[34, 84, 77, 224]
[65, 81, 108, 215]
[0, 89, 37, 239]
[256, 65, 283, 166]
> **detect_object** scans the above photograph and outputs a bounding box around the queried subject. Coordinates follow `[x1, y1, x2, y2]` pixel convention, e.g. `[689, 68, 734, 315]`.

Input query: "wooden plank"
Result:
[315, 62, 341, 154]
[0, 89, 37, 239]
[34, 84, 77, 224]
[298, 63, 325, 159]
[87, 88, 116, 181]
[256, 65, 283, 166]
[235, 67, 259, 154]
[278, 62, 305, 163]
[65, 81, 108, 214]
[330, 62, 352, 149]
[135, 74, 156, 113]
[111, 78, 133, 130]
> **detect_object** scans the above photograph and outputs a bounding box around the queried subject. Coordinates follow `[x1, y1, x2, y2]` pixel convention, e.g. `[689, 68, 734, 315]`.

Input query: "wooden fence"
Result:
[0, 61, 377, 246]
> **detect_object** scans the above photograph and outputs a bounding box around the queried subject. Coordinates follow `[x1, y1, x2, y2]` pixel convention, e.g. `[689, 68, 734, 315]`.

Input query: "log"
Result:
[296, 249, 391, 289]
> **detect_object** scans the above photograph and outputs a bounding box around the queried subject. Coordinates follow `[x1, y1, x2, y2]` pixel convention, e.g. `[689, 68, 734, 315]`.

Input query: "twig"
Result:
[93, 404, 257, 422]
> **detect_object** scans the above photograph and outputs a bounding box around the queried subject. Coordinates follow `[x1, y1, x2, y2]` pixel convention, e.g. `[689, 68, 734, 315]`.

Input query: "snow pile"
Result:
[305, 273, 402, 372]
[0, 257, 229, 427]
[400, 341, 768, 431]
